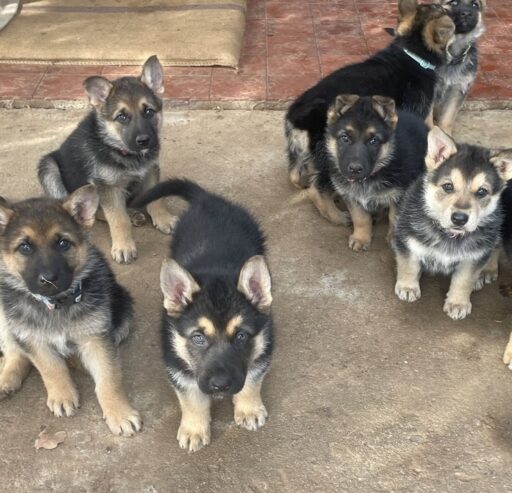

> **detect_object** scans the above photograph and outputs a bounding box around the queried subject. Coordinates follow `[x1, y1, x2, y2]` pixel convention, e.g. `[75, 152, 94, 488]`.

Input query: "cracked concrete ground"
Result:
[1, 109, 512, 492]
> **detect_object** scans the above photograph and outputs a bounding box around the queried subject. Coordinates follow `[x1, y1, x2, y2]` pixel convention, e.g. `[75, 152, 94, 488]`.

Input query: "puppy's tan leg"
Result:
[347, 201, 372, 251]
[78, 336, 141, 436]
[0, 346, 31, 398]
[233, 376, 268, 431]
[444, 261, 481, 320]
[307, 185, 351, 226]
[386, 203, 397, 244]
[28, 346, 79, 417]
[395, 252, 422, 302]
[503, 332, 512, 369]
[437, 88, 465, 136]
[143, 166, 178, 234]
[175, 386, 211, 453]
[475, 248, 500, 291]
[99, 186, 137, 264]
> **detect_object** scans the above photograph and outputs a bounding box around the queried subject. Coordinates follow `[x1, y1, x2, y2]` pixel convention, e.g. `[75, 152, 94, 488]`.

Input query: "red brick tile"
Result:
[266, 19, 315, 40]
[316, 35, 369, 56]
[247, 0, 265, 20]
[314, 20, 364, 37]
[266, 1, 311, 20]
[310, 3, 357, 22]
[469, 76, 512, 100]
[479, 36, 512, 55]
[101, 66, 141, 77]
[47, 65, 103, 75]
[164, 75, 211, 101]
[0, 73, 44, 98]
[267, 52, 320, 76]
[165, 66, 212, 77]
[267, 73, 320, 100]
[367, 35, 392, 54]
[480, 55, 512, 77]
[267, 38, 318, 57]
[243, 19, 267, 52]
[33, 74, 86, 100]
[0, 63, 47, 74]
[320, 54, 366, 76]
[210, 74, 266, 100]
[232, 54, 267, 77]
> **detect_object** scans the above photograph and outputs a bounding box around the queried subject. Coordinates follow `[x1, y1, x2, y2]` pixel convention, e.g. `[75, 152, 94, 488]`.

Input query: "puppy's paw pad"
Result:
[111, 242, 138, 264]
[444, 300, 472, 320]
[395, 284, 421, 302]
[348, 235, 370, 252]
[234, 403, 268, 431]
[47, 390, 79, 417]
[177, 425, 210, 453]
[129, 210, 148, 228]
[105, 406, 142, 436]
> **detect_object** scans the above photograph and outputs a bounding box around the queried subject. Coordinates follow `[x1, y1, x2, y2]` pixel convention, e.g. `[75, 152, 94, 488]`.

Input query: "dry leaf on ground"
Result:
[34, 429, 66, 450]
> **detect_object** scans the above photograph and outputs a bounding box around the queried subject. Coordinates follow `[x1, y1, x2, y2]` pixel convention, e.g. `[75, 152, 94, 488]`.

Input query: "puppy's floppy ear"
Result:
[141, 55, 164, 95]
[160, 258, 200, 316]
[426, 126, 457, 171]
[490, 149, 512, 182]
[425, 15, 455, 54]
[371, 96, 398, 128]
[398, 0, 417, 18]
[0, 200, 13, 235]
[83, 76, 113, 107]
[62, 184, 99, 228]
[238, 255, 272, 313]
[327, 94, 359, 126]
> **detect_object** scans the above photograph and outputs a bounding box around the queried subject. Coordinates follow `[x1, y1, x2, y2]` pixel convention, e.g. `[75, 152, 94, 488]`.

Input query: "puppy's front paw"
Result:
[0, 371, 24, 399]
[444, 299, 472, 320]
[234, 402, 268, 431]
[395, 283, 421, 302]
[111, 240, 138, 264]
[348, 234, 370, 252]
[177, 422, 210, 453]
[151, 213, 178, 235]
[47, 386, 80, 417]
[104, 403, 142, 436]
[475, 270, 498, 291]
[503, 339, 512, 369]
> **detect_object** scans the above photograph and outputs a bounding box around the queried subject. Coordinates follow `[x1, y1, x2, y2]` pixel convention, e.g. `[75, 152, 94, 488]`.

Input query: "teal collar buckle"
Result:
[402, 48, 436, 71]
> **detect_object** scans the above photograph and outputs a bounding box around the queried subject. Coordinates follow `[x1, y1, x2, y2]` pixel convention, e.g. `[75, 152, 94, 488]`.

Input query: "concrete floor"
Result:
[1, 109, 512, 492]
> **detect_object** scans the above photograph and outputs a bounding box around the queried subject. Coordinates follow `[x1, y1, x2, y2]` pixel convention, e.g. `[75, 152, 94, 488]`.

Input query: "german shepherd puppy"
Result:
[0, 186, 141, 436]
[309, 94, 428, 251]
[285, 0, 455, 190]
[137, 179, 273, 453]
[432, 0, 486, 134]
[38, 55, 175, 265]
[393, 127, 512, 320]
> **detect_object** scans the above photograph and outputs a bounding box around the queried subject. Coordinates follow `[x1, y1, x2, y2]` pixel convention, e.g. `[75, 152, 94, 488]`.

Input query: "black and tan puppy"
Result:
[393, 127, 512, 320]
[309, 94, 428, 251]
[432, 0, 486, 134]
[0, 186, 141, 436]
[285, 0, 455, 190]
[38, 55, 175, 264]
[137, 179, 273, 452]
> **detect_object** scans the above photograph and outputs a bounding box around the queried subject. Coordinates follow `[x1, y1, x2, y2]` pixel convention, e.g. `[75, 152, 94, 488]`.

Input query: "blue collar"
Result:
[32, 281, 83, 311]
[402, 48, 436, 71]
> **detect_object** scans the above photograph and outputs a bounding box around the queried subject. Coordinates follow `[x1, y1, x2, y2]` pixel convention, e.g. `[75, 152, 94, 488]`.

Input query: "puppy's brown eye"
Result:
[472, 1, 479, 8]
[339, 133, 351, 144]
[115, 113, 129, 124]
[442, 183, 454, 193]
[57, 238, 71, 251]
[476, 187, 488, 199]
[144, 107, 155, 118]
[368, 136, 380, 146]
[191, 333, 208, 347]
[234, 331, 249, 344]
[18, 241, 32, 255]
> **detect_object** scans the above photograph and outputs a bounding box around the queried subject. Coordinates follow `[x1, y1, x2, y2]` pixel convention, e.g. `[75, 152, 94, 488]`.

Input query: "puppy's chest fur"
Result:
[333, 178, 402, 212]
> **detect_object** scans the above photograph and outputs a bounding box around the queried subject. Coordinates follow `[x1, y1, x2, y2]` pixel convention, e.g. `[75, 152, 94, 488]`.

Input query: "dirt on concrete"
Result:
[0, 108, 512, 493]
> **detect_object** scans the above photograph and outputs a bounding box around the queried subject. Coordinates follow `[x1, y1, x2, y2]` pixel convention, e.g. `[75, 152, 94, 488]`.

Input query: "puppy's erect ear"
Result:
[490, 150, 512, 182]
[0, 200, 13, 235]
[425, 15, 455, 54]
[372, 96, 398, 128]
[160, 258, 200, 316]
[141, 55, 164, 95]
[83, 76, 113, 107]
[398, 0, 417, 18]
[238, 255, 272, 313]
[426, 126, 457, 171]
[327, 94, 360, 126]
[62, 184, 99, 228]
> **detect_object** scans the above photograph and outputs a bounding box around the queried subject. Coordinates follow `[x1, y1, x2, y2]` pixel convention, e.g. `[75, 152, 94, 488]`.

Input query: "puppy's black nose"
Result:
[209, 374, 232, 393]
[348, 163, 363, 175]
[451, 212, 469, 226]
[136, 134, 150, 148]
[38, 271, 58, 286]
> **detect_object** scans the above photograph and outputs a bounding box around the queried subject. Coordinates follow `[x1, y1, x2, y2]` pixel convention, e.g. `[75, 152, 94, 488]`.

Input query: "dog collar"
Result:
[402, 48, 436, 71]
[32, 281, 83, 311]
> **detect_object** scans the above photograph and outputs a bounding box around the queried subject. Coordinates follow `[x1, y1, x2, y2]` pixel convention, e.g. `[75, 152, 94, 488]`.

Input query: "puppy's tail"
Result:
[38, 152, 69, 199]
[135, 178, 206, 207]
